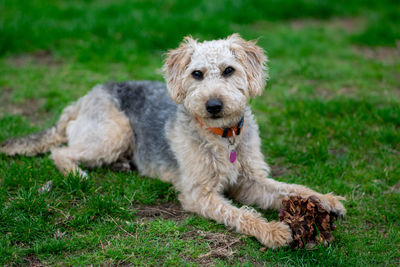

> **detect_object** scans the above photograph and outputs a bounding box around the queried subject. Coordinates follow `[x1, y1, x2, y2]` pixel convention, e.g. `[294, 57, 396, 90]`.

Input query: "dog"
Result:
[1, 34, 346, 248]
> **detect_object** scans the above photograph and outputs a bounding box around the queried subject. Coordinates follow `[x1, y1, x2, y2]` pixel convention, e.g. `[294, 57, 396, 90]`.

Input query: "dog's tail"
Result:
[1, 101, 81, 156]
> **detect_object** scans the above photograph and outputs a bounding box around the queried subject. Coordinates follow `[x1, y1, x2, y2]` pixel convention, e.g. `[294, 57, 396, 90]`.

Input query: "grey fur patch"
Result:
[106, 81, 179, 176]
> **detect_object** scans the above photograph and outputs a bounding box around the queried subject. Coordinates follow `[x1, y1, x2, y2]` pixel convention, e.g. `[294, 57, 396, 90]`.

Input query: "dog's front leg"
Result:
[179, 188, 292, 248]
[230, 155, 346, 217]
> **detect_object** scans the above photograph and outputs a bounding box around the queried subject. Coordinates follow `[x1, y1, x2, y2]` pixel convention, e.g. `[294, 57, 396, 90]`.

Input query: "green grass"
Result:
[1, 0, 399, 265]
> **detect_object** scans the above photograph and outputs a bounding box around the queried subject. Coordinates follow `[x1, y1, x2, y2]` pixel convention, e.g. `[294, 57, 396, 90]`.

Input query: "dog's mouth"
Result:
[210, 115, 222, 119]
[200, 112, 244, 129]
[206, 111, 240, 121]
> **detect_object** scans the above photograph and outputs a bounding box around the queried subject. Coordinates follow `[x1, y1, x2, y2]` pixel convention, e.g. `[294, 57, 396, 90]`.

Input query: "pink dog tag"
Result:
[229, 150, 237, 163]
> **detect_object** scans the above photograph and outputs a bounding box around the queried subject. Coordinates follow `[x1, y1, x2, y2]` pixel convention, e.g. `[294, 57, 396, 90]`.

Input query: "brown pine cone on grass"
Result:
[279, 196, 338, 249]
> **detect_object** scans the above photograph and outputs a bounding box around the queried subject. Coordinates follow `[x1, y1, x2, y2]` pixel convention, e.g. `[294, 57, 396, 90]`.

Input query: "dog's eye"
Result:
[191, 70, 203, 80]
[222, 67, 235, 77]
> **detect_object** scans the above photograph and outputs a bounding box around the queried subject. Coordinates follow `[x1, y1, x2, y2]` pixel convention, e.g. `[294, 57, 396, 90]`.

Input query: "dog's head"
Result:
[163, 34, 268, 127]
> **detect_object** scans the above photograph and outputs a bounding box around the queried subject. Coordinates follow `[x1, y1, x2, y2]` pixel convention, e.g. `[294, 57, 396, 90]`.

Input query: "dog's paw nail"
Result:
[331, 208, 346, 219]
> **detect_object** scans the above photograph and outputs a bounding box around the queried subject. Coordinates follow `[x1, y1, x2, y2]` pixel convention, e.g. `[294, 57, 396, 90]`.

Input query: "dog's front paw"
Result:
[317, 193, 346, 218]
[259, 221, 292, 249]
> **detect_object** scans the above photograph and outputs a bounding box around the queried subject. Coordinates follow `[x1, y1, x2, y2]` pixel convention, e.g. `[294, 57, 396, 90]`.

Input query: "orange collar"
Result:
[196, 116, 244, 138]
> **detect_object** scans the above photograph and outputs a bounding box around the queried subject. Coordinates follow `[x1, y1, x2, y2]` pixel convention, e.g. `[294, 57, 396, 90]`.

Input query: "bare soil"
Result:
[134, 202, 188, 221]
[354, 42, 400, 63]
[0, 86, 47, 122]
[290, 17, 363, 32]
[8, 50, 62, 68]
[183, 230, 244, 266]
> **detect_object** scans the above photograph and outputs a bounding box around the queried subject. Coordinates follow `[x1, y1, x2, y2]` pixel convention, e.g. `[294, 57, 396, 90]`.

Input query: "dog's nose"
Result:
[206, 98, 223, 115]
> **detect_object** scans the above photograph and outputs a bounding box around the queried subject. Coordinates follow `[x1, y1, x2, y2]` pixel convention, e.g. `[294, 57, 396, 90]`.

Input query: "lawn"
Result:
[0, 0, 399, 265]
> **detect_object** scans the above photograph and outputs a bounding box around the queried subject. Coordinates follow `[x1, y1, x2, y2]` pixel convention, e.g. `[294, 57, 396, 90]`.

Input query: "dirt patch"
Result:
[315, 86, 357, 99]
[23, 254, 45, 267]
[290, 17, 363, 32]
[133, 202, 188, 221]
[0, 86, 48, 122]
[328, 148, 348, 156]
[385, 181, 400, 194]
[8, 50, 62, 68]
[0, 86, 13, 104]
[270, 164, 287, 177]
[354, 42, 400, 63]
[329, 17, 364, 32]
[183, 230, 243, 266]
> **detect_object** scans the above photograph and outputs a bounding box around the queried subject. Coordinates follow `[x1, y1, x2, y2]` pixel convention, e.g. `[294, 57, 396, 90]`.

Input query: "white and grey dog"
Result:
[1, 34, 346, 248]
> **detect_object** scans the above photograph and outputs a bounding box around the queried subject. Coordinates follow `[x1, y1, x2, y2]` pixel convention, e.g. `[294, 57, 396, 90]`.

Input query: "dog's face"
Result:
[164, 34, 268, 127]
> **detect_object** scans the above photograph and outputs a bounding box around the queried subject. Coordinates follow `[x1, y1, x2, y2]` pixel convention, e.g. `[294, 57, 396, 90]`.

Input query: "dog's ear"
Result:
[163, 36, 196, 104]
[228, 33, 268, 97]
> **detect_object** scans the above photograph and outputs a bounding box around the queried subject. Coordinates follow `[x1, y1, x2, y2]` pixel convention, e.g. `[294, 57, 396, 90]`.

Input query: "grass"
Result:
[0, 0, 399, 265]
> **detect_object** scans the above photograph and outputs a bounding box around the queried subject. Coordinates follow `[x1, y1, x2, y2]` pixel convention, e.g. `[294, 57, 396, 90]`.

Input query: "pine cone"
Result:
[279, 196, 338, 249]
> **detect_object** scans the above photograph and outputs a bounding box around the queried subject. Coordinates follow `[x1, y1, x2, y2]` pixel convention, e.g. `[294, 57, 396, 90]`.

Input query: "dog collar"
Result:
[196, 116, 244, 138]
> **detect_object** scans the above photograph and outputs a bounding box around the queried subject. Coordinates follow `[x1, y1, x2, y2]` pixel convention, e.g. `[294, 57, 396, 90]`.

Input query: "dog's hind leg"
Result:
[50, 133, 133, 177]
[50, 146, 89, 177]
[50, 87, 134, 176]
